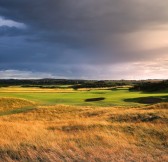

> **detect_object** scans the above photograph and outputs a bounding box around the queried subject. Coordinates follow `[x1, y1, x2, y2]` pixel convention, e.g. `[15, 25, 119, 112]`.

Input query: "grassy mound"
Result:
[0, 97, 35, 112]
[146, 102, 168, 109]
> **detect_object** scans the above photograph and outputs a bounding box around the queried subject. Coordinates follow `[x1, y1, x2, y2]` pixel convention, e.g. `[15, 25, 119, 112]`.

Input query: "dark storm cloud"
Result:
[1, 0, 168, 44]
[0, 0, 168, 79]
[1, 0, 168, 30]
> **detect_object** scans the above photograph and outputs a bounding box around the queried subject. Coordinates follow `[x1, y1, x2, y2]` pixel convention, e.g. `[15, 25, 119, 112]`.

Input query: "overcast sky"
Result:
[0, 0, 168, 79]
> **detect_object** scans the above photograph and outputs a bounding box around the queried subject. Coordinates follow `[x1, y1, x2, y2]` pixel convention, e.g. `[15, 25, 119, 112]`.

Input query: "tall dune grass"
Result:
[0, 98, 167, 161]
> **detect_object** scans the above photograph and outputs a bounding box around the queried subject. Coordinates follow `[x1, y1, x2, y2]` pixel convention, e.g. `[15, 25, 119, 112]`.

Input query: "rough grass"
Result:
[0, 97, 167, 162]
[0, 97, 35, 112]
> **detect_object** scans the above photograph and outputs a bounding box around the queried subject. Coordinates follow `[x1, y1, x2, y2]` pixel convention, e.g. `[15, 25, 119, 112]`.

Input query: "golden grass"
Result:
[0, 98, 167, 161]
[0, 86, 125, 93]
[0, 97, 35, 112]
[0, 87, 74, 93]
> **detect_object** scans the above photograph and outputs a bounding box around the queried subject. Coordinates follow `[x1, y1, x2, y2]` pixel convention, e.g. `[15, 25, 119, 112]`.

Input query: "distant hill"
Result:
[0, 79, 134, 87]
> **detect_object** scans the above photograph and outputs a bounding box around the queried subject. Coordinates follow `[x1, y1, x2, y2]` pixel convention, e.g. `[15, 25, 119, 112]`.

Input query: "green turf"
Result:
[0, 107, 36, 116]
[0, 87, 167, 106]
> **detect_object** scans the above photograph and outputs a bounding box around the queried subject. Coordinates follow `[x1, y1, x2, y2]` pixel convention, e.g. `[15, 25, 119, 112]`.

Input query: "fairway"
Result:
[0, 86, 167, 106]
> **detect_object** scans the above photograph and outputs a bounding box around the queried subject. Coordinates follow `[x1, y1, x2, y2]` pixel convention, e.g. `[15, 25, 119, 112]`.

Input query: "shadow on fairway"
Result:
[0, 107, 36, 116]
[85, 97, 105, 102]
[124, 96, 168, 104]
[129, 89, 168, 94]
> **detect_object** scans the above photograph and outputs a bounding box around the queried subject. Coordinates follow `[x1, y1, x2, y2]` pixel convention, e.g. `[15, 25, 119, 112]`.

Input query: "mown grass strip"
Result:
[0, 107, 36, 116]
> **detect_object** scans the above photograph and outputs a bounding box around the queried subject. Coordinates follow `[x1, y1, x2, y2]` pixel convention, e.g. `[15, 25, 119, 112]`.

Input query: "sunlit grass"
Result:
[0, 86, 167, 106]
[0, 97, 167, 161]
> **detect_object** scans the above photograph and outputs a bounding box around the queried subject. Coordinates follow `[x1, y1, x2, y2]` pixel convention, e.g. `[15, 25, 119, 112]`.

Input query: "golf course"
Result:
[0, 86, 168, 106]
[0, 84, 168, 161]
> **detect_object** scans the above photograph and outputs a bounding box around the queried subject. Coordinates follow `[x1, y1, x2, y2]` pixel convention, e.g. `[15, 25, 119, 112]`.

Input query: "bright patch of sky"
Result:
[0, 16, 26, 28]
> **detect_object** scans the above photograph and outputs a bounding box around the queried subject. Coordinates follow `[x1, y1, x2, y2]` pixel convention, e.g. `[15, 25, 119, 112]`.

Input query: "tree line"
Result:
[130, 80, 168, 92]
